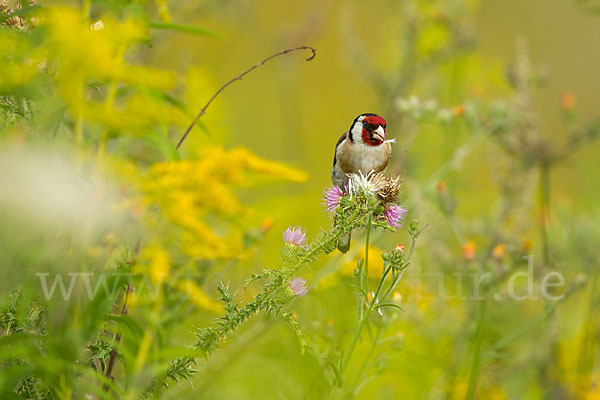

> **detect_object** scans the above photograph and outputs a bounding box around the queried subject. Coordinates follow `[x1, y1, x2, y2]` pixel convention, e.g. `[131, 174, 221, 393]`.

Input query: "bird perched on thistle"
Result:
[332, 113, 392, 252]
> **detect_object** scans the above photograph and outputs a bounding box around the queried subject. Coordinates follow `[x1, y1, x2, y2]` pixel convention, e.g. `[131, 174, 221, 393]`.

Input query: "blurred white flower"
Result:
[90, 20, 104, 31]
[346, 171, 379, 199]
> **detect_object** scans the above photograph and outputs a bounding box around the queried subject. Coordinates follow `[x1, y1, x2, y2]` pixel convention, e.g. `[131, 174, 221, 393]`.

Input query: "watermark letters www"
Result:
[36, 256, 566, 302]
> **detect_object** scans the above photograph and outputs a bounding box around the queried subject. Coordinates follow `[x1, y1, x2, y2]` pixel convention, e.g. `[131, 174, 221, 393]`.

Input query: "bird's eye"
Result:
[364, 122, 374, 130]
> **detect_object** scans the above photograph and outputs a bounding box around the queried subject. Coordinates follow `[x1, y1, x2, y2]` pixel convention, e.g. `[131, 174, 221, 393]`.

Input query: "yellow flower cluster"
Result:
[142, 244, 171, 285]
[0, 29, 41, 91]
[135, 244, 222, 313]
[177, 279, 222, 313]
[0, 5, 188, 135]
[45, 7, 181, 132]
[141, 147, 307, 259]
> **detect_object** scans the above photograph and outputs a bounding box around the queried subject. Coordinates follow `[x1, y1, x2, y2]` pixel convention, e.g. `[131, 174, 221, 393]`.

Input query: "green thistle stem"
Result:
[340, 230, 418, 382]
[539, 161, 551, 267]
[364, 213, 372, 302]
[340, 213, 373, 377]
[340, 309, 369, 378]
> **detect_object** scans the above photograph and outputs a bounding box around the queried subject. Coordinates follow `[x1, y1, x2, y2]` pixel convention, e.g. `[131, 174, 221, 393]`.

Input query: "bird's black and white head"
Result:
[348, 113, 387, 146]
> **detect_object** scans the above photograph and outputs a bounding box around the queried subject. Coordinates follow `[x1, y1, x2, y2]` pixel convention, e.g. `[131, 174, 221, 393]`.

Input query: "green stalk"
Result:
[341, 227, 417, 380]
[340, 313, 370, 378]
[539, 162, 551, 266]
[466, 295, 487, 400]
[341, 215, 373, 377]
[575, 271, 599, 395]
[380, 234, 417, 301]
[351, 325, 384, 392]
[364, 213, 372, 297]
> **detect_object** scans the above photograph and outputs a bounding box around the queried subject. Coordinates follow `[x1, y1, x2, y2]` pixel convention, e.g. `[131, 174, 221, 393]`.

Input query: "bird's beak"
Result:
[372, 126, 386, 141]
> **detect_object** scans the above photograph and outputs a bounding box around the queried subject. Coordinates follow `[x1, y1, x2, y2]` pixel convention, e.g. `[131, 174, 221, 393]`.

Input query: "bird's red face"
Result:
[359, 115, 387, 146]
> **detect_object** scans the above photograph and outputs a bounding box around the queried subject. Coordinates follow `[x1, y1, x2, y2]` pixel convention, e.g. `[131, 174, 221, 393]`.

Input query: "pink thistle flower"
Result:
[322, 185, 344, 212]
[396, 243, 405, 252]
[283, 226, 307, 247]
[289, 277, 308, 297]
[384, 205, 408, 228]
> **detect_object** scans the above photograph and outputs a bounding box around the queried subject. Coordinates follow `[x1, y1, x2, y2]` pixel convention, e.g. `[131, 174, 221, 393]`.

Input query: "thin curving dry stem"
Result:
[176, 45, 317, 150]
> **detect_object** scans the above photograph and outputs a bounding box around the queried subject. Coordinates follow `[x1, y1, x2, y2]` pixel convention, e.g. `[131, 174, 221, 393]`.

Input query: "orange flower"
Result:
[260, 217, 275, 233]
[470, 83, 485, 97]
[492, 244, 505, 259]
[561, 93, 576, 111]
[462, 241, 476, 260]
[437, 181, 447, 194]
[451, 105, 465, 116]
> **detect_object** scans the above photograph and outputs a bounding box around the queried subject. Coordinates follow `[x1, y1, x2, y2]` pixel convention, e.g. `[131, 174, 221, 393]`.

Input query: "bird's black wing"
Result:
[333, 131, 348, 167]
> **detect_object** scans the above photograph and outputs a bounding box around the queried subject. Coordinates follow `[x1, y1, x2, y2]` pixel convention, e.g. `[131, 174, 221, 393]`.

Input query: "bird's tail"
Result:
[337, 232, 351, 253]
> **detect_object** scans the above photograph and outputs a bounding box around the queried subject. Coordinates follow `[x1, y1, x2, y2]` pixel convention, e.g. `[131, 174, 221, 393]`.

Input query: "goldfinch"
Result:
[331, 113, 392, 252]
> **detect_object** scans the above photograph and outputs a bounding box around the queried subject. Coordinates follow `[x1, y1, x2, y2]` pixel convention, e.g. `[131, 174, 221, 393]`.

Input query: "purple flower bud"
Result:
[283, 226, 307, 247]
[384, 205, 408, 228]
[322, 185, 344, 213]
[289, 277, 308, 297]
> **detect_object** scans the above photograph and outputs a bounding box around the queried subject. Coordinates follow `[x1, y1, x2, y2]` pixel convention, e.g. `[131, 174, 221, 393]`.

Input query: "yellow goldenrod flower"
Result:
[177, 280, 222, 313]
[142, 244, 170, 285]
[136, 147, 307, 260]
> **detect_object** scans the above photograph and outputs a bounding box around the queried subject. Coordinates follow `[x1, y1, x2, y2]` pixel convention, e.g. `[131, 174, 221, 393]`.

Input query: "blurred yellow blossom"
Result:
[142, 244, 170, 285]
[341, 245, 385, 279]
[45, 7, 150, 81]
[451, 382, 508, 400]
[315, 273, 339, 291]
[393, 291, 403, 304]
[155, 0, 172, 23]
[522, 239, 533, 253]
[139, 147, 307, 259]
[1, 6, 180, 136]
[177, 280, 222, 313]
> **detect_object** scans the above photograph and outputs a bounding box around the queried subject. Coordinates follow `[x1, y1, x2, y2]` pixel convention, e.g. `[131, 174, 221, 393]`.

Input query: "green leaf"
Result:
[0, 332, 40, 353]
[322, 358, 343, 388]
[196, 120, 211, 136]
[375, 303, 405, 311]
[106, 314, 145, 341]
[149, 22, 220, 38]
[144, 129, 181, 161]
[0, 364, 34, 398]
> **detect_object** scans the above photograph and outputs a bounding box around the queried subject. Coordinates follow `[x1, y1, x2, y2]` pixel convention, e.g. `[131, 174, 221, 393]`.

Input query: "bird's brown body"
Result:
[332, 131, 391, 188]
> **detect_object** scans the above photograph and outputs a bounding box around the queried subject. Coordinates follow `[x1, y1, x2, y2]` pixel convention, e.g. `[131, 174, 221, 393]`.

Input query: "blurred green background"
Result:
[167, 0, 600, 231]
